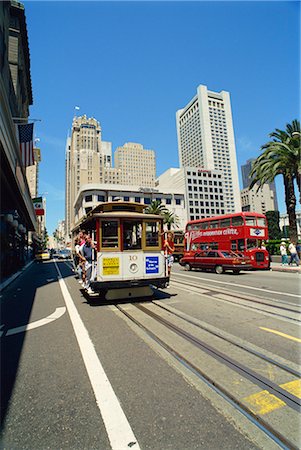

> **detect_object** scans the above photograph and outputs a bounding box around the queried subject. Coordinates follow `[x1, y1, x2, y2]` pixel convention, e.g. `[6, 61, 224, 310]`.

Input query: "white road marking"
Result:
[4, 307, 66, 336]
[173, 272, 300, 299]
[54, 261, 140, 450]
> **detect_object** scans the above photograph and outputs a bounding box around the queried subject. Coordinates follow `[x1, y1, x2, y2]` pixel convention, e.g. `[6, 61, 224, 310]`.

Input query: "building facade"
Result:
[65, 115, 113, 236]
[115, 142, 156, 187]
[241, 184, 276, 214]
[176, 84, 241, 214]
[157, 167, 225, 222]
[0, 1, 37, 281]
[279, 211, 301, 240]
[241, 158, 278, 210]
[26, 147, 41, 198]
[73, 184, 186, 231]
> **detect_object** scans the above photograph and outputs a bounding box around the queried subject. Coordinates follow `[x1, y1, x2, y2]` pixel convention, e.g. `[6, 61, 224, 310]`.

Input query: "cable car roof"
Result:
[72, 201, 164, 232]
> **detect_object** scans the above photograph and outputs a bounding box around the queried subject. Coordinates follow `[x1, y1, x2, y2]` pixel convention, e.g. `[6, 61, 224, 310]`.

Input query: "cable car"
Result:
[72, 202, 169, 300]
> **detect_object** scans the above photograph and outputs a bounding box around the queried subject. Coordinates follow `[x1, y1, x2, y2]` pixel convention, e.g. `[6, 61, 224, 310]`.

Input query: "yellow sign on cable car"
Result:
[103, 257, 120, 275]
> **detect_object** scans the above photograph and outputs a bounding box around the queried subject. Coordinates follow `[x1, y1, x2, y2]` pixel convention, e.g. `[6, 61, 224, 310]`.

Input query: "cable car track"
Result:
[169, 277, 301, 322]
[116, 301, 300, 450]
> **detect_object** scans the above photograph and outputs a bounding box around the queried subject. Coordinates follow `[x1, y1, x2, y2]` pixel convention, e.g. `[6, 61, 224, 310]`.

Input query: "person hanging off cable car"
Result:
[163, 231, 175, 287]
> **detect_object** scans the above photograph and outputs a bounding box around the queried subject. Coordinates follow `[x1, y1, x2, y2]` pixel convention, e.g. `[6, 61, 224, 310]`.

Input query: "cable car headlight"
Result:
[129, 263, 138, 273]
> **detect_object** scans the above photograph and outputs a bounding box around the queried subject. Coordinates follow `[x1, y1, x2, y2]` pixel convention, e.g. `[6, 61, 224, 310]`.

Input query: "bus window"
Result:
[232, 216, 244, 226]
[210, 220, 220, 229]
[101, 221, 119, 248]
[257, 217, 266, 227]
[238, 239, 245, 251]
[245, 216, 256, 226]
[145, 221, 160, 248]
[231, 240, 237, 251]
[200, 222, 208, 230]
[247, 239, 258, 249]
[123, 221, 142, 250]
[220, 218, 231, 227]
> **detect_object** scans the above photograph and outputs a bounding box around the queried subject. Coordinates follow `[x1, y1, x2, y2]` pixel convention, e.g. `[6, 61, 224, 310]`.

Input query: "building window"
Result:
[98, 195, 105, 202]
[175, 198, 181, 205]
[144, 198, 151, 205]
[135, 197, 141, 203]
[123, 196, 130, 201]
[85, 195, 92, 202]
[166, 198, 172, 205]
[85, 207, 92, 214]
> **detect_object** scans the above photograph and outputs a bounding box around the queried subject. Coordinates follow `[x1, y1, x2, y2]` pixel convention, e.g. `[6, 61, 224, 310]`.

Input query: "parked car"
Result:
[179, 250, 252, 274]
[36, 250, 51, 261]
[57, 249, 71, 260]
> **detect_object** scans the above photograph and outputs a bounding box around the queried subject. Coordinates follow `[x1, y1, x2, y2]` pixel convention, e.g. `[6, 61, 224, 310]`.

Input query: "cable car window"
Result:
[145, 222, 159, 247]
[123, 221, 142, 250]
[101, 221, 119, 248]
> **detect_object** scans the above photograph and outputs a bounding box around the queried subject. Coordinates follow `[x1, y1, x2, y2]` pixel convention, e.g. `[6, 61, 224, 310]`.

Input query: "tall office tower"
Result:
[115, 142, 156, 187]
[176, 84, 241, 214]
[241, 158, 278, 210]
[65, 115, 113, 236]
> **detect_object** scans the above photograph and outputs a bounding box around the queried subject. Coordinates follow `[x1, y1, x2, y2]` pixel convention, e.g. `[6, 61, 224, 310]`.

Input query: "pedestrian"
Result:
[261, 242, 266, 250]
[279, 241, 288, 266]
[288, 241, 300, 266]
[296, 242, 301, 260]
[164, 231, 175, 288]
[78, 230, 87, 285]
[82, 234, 96, 294]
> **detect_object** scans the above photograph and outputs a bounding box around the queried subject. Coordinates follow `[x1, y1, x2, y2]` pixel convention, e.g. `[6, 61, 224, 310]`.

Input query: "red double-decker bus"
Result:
[184, 212, 270, 269]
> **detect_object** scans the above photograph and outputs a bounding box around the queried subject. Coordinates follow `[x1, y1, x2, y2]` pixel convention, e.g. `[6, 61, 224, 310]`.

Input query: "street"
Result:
[0, 261, 300, 450]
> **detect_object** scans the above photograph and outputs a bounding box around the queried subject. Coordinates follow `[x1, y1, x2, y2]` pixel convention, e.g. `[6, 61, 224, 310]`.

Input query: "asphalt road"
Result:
[0, 260, 300, 450]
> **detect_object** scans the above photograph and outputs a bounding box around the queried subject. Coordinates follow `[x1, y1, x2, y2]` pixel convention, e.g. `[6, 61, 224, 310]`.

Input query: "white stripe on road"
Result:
[54, 261, 140, 450]
[173, 272, 300, 298]
[5, 307, 66, 336]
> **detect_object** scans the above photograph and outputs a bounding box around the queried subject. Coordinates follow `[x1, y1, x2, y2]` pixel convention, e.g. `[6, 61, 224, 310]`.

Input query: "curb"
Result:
[271, 266, 300, 274]
[0, 260, 35, 293]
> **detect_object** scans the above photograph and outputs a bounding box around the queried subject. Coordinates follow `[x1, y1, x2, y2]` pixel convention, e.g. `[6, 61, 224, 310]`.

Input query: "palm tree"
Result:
[163, 210, 180, 231]
[145, 200, 168, 215]
[250, 120, 300, 242]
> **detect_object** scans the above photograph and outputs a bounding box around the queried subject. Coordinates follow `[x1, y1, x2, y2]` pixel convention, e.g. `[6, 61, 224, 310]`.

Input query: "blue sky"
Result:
[25, 1, 300, 234]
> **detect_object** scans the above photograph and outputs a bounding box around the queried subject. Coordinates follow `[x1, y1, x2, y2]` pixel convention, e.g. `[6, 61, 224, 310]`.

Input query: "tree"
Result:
[145, 200, 168, 215]
[265, 211, 281, 240]
[163, 210, 180, 231]
[250, 120, 300, 242]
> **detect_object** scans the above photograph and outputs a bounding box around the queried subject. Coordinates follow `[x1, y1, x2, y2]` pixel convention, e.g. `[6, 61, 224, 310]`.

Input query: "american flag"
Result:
[18, 123, 34, 167]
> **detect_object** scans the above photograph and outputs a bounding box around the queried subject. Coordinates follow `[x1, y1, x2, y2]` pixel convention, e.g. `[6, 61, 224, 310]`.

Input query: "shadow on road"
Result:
[0, 260, 72, 426]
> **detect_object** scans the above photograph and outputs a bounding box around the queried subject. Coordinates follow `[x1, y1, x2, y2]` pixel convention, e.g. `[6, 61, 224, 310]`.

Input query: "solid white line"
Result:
[54, 261, 140, 450]
[5, 307, 66, 336]
[173, 272, 300, 299]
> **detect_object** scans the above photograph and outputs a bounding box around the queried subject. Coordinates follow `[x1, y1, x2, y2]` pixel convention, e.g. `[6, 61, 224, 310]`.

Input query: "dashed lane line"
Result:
[54, 261, 140, 450]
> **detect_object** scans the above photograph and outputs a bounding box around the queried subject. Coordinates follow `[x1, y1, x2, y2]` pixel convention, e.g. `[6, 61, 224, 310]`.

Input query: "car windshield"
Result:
[220, 251, 232, 258]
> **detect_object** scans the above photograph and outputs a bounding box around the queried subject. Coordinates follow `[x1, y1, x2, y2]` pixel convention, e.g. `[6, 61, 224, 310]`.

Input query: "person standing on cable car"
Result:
[164, 231, 175, 288]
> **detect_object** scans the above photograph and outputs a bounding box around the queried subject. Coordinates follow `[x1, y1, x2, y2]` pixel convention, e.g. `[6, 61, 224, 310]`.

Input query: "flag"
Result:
[75, 106, 80, 110]
[18, 123, 34, 167]
[33, 197, 44, 216]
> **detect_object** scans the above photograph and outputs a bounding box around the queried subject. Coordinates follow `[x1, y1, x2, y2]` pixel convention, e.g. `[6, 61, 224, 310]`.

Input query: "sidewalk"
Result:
[0, 260, 35, 293]
[270, 261, 301, 274]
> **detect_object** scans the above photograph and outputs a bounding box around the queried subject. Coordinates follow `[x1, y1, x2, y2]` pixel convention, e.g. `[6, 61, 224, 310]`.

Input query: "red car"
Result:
[179, 250, 252, 274]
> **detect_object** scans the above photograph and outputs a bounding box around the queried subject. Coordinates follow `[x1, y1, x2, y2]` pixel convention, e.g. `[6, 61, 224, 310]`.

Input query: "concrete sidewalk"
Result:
[270, 261, 300, 273]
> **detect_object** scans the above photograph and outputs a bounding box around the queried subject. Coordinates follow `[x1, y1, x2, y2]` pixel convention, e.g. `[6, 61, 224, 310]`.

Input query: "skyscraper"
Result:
[65, 115, 112, 236]
[241, 158, 278, 210]
[115, 142, 156, 187]
[176, 84, 241, 213]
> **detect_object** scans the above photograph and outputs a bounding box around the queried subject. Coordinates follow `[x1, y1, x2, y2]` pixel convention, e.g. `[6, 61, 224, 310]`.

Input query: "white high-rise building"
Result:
[176, 84, 241, 214]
